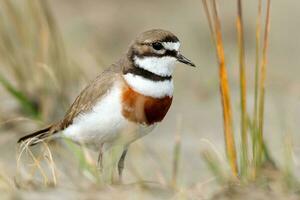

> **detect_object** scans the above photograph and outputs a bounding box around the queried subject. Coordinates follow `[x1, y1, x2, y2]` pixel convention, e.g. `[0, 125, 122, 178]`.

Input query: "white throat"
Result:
[133, 56, 177, 77]
[125, 41, 180, 98]
[123, 73, 173, 98]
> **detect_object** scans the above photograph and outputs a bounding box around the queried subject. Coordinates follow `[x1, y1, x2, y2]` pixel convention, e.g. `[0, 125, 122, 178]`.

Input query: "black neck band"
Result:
[124, 67, 172, 82]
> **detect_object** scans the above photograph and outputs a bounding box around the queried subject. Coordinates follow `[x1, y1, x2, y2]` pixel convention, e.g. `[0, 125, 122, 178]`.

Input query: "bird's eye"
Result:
[152, 42, 163, 50]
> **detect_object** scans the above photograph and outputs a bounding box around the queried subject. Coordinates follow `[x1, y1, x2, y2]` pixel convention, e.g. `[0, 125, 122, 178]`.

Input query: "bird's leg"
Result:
[99, 144, 124, 184]
[118, 149, 128, 182]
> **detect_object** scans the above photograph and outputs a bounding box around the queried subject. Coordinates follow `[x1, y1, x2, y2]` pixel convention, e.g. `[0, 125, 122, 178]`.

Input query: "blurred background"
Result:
[0, 0, 299, 199]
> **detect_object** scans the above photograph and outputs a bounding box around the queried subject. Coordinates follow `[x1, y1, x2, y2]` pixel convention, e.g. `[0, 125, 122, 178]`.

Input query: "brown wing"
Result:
[52, 65, 122, 132]
[18, 64, 123, 144]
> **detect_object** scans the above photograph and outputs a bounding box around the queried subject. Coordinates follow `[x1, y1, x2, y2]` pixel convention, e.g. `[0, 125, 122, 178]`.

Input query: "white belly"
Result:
[62, 83, 155, 148]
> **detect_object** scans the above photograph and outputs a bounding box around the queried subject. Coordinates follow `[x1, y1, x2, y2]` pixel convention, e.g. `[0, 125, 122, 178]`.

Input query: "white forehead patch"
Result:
[133, 56, 176, 77]
[162, 42, 180, 51]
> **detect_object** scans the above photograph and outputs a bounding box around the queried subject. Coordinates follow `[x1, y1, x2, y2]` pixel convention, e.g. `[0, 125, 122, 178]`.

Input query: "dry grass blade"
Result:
[16, 138, 58, 188]
[19, 144, 49, 185]
[257, 0, 271, 167]
[0, 171, 11, 191]
[171, 116, 182, 188]
[202, 0, 217, 46]
[236, 0, 248, 177]
[42, 142, 58, 186]
[202, 0, 238, 177]
[0, 0, 81, 121]
[201, 150, 226, 184]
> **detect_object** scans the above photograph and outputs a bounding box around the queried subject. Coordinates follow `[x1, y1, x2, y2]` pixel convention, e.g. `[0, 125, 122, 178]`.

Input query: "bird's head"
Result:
[126, 29, 195, 77]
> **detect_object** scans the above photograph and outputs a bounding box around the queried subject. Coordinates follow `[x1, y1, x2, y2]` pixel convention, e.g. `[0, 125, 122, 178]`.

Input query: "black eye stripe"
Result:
[135, 50, 177, 58]
[152, 42, 163, 50]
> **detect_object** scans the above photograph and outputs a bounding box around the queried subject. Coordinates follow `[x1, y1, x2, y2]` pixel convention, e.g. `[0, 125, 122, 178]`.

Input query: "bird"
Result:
[17, 29, 195, 182]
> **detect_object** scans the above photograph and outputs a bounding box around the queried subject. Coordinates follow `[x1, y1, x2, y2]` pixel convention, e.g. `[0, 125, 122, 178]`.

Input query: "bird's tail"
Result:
[17, 125, 54, 146]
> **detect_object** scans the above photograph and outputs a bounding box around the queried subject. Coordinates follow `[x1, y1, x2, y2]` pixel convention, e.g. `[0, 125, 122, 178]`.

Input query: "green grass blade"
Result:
[0, 73, 40, 118]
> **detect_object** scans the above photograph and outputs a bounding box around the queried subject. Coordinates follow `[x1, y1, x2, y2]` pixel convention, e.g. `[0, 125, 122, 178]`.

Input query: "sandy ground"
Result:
[0, 0, 300, 199]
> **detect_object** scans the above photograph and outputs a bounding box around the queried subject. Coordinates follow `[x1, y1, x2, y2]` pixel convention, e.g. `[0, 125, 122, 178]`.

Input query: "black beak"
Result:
[176, 53, 196, 67]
